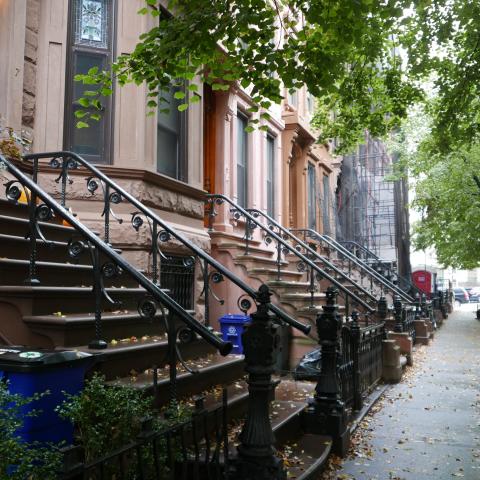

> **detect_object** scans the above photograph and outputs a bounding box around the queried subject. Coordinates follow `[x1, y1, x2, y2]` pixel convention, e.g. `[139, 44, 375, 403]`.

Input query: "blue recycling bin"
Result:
[219, 314, 251, 354]
[0, 346, 95, 444]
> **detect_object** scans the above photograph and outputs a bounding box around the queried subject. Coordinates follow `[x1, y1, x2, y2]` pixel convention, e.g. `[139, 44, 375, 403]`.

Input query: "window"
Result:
[307, 93, 315, 114]
[266, 134, 275, 218]
[157, 85, 187, 181]
[323, 175, 331, 235]
[64, 0, 114, 164]
[287, 89, 298, 109]
[307, 163, 316, 229]
[237, 113, 248, 207]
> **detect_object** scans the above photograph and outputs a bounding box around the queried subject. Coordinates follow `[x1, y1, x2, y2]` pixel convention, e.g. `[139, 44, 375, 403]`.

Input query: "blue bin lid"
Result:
[219, 314, 251, 324]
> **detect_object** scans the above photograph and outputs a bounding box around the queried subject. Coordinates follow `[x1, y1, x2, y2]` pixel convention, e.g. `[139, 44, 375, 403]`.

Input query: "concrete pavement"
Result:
[327, 304, 480, 480]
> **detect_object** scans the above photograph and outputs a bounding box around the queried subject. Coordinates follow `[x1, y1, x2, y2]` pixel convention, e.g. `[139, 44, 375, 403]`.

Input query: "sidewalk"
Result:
[325, 304, 480, 480]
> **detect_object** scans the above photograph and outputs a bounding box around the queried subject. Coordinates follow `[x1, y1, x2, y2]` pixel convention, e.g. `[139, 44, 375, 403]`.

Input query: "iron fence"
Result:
[60, 390, 230, 480]
[402, 306, 416, 343]
[340, 321, 384, 411]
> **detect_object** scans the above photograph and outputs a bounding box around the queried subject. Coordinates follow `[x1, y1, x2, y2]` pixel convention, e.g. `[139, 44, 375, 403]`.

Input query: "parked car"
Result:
[467, 287, 480, 303]
[454, 287, 470, 306]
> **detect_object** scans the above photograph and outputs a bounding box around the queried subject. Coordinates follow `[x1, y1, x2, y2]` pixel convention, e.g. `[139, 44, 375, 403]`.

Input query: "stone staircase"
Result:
[0, 197, 334, 479]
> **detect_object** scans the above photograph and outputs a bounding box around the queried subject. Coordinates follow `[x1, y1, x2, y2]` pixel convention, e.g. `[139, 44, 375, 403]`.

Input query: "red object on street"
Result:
[412, 270, 433, 298]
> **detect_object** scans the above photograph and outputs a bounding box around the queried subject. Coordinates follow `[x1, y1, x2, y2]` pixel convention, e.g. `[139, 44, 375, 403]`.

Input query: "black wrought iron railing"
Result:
[2, 152, 306, 476]
[339, 239, 421, 298]
[402, 305, 416, 343]
[205, 195, 375, 316]
[1, 153, 233, 410]
[292, 231, 414, 303]
[17, 151, 309, 336]
[340, 313, 384, 411]
[60, 388, 230, 480]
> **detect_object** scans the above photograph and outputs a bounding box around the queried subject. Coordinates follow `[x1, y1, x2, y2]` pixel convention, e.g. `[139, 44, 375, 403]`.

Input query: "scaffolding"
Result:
[335, 134, 404, 265]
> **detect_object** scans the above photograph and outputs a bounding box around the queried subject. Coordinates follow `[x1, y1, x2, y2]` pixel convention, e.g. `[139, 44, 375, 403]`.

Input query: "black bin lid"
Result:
[0, 346, 96, 372]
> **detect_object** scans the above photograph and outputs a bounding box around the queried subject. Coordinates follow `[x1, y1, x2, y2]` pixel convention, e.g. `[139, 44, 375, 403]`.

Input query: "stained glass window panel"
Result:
[74, 0, 110, 49]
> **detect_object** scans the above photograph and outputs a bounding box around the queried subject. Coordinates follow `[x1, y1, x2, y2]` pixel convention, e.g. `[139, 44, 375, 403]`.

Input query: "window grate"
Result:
[160, 255, 195, 310]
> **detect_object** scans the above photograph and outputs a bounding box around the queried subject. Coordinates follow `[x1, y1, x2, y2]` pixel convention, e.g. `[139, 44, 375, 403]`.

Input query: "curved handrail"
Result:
[1, 154, 233, 355]
[293, 229, 414, 303]
[206, 196, 375, 313]
[21, 151, 310, 335]
[338, 239, 420, 298]
[245, 208, 378, 310]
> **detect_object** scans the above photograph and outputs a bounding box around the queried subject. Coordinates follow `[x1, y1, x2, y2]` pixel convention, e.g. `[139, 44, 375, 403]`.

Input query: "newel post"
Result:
[302, 287, 350, 456]
[393, 295, 403, 333]
[233, 284, 286, 480]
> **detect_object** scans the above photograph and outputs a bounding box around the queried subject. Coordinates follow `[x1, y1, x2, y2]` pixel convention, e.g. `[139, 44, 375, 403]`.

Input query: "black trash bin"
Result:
[0, 346, 96, 444]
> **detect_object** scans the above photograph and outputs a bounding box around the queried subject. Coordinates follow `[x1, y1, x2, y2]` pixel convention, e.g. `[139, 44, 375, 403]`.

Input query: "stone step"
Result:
[22, 309, 188, 348]
[0, 213, 79, 243]
[0, 233, 122, 265]
[109, 353, 246, 405]
[72, 335, 215, 380]
[0, 258, 139, 288]
[0, 285, 154, 316]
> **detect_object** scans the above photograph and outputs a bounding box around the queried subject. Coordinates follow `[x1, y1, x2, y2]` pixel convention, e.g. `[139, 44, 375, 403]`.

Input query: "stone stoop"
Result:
[382, 339, 404, 383]
[387, 331, 414, 366]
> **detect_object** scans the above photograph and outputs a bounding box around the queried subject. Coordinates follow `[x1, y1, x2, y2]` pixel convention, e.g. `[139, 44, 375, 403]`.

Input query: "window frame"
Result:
[236, 111, 249, 208]
[307, 163, 317, 229]
[266, 133, 275, 218]
[64, 0, 115, 165]
[156, 83, 188, 182]
[322, 174, 331, 235]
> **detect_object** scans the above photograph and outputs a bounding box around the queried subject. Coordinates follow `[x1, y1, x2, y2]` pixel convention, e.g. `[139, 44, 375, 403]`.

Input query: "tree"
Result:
[401, 1, 480, 154]
[75, 0, 421, 151]
[410, 145, 480, 269]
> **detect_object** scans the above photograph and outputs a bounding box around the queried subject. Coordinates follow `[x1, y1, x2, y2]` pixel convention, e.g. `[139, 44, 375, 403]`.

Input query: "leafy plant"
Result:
[56, 372, 154, 461]
[0, 381, 62, 479]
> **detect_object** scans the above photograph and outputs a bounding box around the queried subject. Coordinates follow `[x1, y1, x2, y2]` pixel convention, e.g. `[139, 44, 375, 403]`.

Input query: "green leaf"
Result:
[76, 121, 89, 129]
[174, 90, 186, 100]
[78, 98, 90, 108]
[178, 103, 189, 112]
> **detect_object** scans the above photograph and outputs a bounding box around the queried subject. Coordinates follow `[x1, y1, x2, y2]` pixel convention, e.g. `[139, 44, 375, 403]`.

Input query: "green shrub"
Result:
[56, 372, 153, 462]
[0, 381, 62, 479]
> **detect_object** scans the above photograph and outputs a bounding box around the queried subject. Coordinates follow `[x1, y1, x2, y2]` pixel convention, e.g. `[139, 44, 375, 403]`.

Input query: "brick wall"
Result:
[22, 0, 40, 137]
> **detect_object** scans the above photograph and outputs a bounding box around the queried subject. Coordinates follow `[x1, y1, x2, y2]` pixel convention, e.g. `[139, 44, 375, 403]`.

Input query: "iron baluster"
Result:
[203, 259, 210, 326]
[89, 244, 107, 349]
[26, 158, 40, 285]
[152, 221, 159, 285]
[167, 313, 178, 407]
[104, 183, 111, 244]
[309, 264, 315, 309]
[244, 214, 250, 256]
[276, 236, 282, 281]
[60, 157, 68, 207]
[233, 285, 285, 480]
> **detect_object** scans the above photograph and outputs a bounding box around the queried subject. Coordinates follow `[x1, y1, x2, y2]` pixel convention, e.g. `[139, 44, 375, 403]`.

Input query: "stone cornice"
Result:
[11, 158, 207, 201]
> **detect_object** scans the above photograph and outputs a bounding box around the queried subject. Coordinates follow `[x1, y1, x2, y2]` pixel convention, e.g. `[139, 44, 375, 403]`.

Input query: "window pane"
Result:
[74, 52, 104, 100]
[72, 106, 104, 155]
[308, 164, 316, 229]
[71, 52, 105, 157]
[266, 135, 275, 218]
[157, 85, 185, 179]
[237, 114, 248, 207]
[323, 175, 330, 234]
[74, 0, 110, 49]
